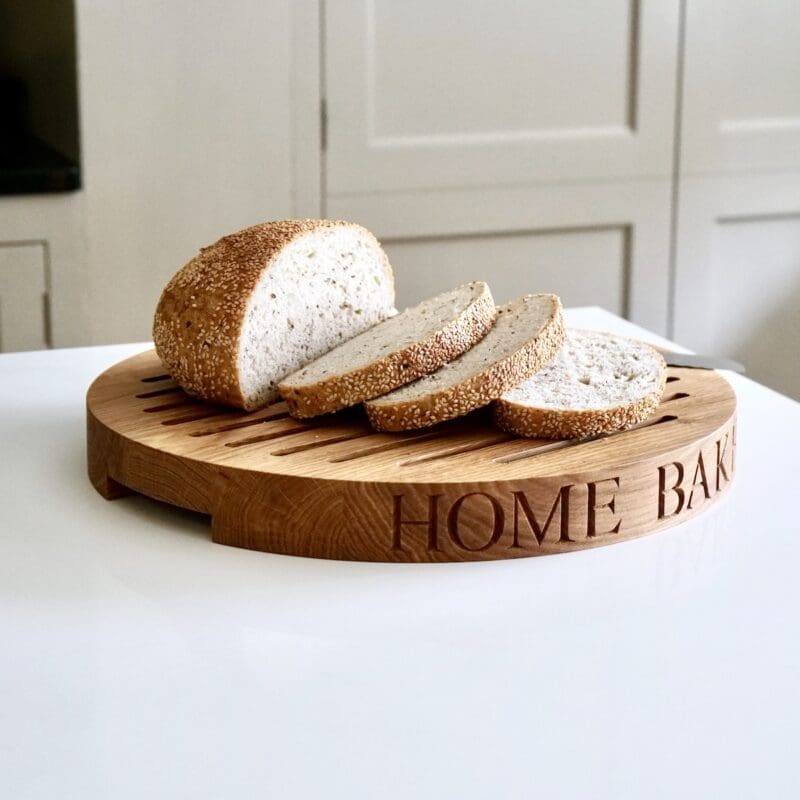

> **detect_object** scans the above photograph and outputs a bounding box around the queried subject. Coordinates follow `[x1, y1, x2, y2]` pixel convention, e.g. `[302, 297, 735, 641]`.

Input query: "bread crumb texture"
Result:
[152, 219, 394, 409]
[493, 329, 666, 439]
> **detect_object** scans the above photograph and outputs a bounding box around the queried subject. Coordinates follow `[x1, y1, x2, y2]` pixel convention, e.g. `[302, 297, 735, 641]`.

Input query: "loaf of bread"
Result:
[364, 294, 565, 431]
[493, 329, 666, 439]
[153, 219, 395, 410]
[278, 282, 496, 418]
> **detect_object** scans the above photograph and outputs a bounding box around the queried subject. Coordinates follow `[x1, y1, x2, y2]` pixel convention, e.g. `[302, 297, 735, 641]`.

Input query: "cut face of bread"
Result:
[364, 294, 565, 432]
[236, 226, 393, 408]
[493, 329, 667, 439]
[153, 220, 395, 410]
[278, 282, 496, 418]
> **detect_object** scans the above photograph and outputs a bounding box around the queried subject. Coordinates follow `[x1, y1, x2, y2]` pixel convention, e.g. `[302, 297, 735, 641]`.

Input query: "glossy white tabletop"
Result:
[2, 308, 798, 799]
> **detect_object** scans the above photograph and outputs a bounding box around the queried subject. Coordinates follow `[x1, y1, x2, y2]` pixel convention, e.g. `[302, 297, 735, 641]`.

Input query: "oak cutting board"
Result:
[87, 350, 736, 562]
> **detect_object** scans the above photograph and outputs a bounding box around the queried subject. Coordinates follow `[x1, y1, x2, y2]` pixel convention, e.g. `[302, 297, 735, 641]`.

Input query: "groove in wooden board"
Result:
[225, 420, 328, 448]
[220, 405, 371, 449]
[323, 429, 516, 480]
[143, 398, 198, 413]
[135, 386, 182, 399]
[666, 375, 680, 383]
[494, 414, 679, 464]
[161, 409, 245, 427]
[87, 350, 737, 561]
[271, 430, 375, 456]
[459, 399, 686, 466]
[445, 433, 561, 464]
[190, 409, 291, 436]
[140, 373, 171, 383]
[444, 412, 688, 478]
[330, 421, 494, 466]
[328, 430, 445, 463]
[164, 413, 297, 447]
[389, 391, 683, 468]
[399, 434, 513, 466]
[503, 417, 694, 477]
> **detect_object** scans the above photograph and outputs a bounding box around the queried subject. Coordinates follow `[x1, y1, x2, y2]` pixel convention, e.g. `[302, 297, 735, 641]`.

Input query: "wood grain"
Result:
[87, 350, 737, 562]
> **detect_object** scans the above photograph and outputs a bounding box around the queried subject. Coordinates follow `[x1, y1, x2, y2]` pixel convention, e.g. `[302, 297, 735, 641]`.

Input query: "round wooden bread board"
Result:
[87, 349, 737, 562]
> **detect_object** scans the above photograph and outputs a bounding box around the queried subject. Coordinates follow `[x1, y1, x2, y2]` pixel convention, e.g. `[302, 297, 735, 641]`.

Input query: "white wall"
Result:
[75, 0, 300, 344]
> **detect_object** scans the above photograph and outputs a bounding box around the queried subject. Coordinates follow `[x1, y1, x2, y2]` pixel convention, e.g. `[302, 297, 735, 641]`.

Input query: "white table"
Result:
[2, 308, 798, 800]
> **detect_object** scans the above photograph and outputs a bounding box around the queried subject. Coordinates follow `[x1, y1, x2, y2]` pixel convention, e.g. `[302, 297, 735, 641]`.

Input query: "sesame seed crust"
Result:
[152, 219, 393, 410]
[492, 338, 667, 440]
[278, 282, 497, 418]
[493, 384, 665, 439]
[363, 294, 565, 432]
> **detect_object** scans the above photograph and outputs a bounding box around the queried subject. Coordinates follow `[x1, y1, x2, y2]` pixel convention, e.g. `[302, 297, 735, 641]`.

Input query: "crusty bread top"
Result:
[278, 281, 496, 417]
[153, 219, 393, 408]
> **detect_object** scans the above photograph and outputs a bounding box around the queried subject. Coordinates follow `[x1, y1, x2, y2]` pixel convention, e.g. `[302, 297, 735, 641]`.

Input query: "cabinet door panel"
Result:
[384, 228, 627, 314]
[325, 0, 679, 194]
[329, 178, 672, 333]
[709, 216, 800, 399]
[673, 173, 800, 400]
[683, 0, 800, 173]
[0, 244, 48, 352]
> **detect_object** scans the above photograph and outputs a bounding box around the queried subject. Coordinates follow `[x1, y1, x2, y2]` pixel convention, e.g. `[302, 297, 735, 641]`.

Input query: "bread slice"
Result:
[493, 329, 666, 439]
[364, 294, 565, 432]
[278, 282, 496, 418]
[153, 219, 395, 410]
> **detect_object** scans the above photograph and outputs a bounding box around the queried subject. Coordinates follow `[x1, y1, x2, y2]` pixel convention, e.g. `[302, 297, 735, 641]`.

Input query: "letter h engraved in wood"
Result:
[392, 494, 442, 551]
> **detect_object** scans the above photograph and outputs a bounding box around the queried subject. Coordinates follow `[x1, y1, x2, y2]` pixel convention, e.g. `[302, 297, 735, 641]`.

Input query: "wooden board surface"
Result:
[87, 349, 737, 562]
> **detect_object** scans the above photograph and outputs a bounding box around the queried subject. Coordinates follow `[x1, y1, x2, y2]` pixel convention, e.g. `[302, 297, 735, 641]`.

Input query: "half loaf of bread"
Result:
[364, 293, 565, 431]
[493, 329, 666, 439]
[278, 282, 496, 418]
[153, 219, 395, 410]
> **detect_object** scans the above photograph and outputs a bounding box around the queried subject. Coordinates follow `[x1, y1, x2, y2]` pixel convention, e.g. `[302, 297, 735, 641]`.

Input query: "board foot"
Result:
[89, 468, 134, 500]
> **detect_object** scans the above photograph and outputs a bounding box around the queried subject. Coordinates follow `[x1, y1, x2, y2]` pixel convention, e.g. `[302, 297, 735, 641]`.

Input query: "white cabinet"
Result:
[682, 0, 800, 175]
[324, 0, 678, 334]
[326, 0, 678, 193]
[673, 1, 800, 398]
[0, 193, 87, 350]
[0, 244, 48, 352]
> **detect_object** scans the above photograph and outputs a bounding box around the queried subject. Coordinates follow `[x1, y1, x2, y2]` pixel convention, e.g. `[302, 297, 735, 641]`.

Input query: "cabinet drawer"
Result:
[0, 244, 48, 352]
